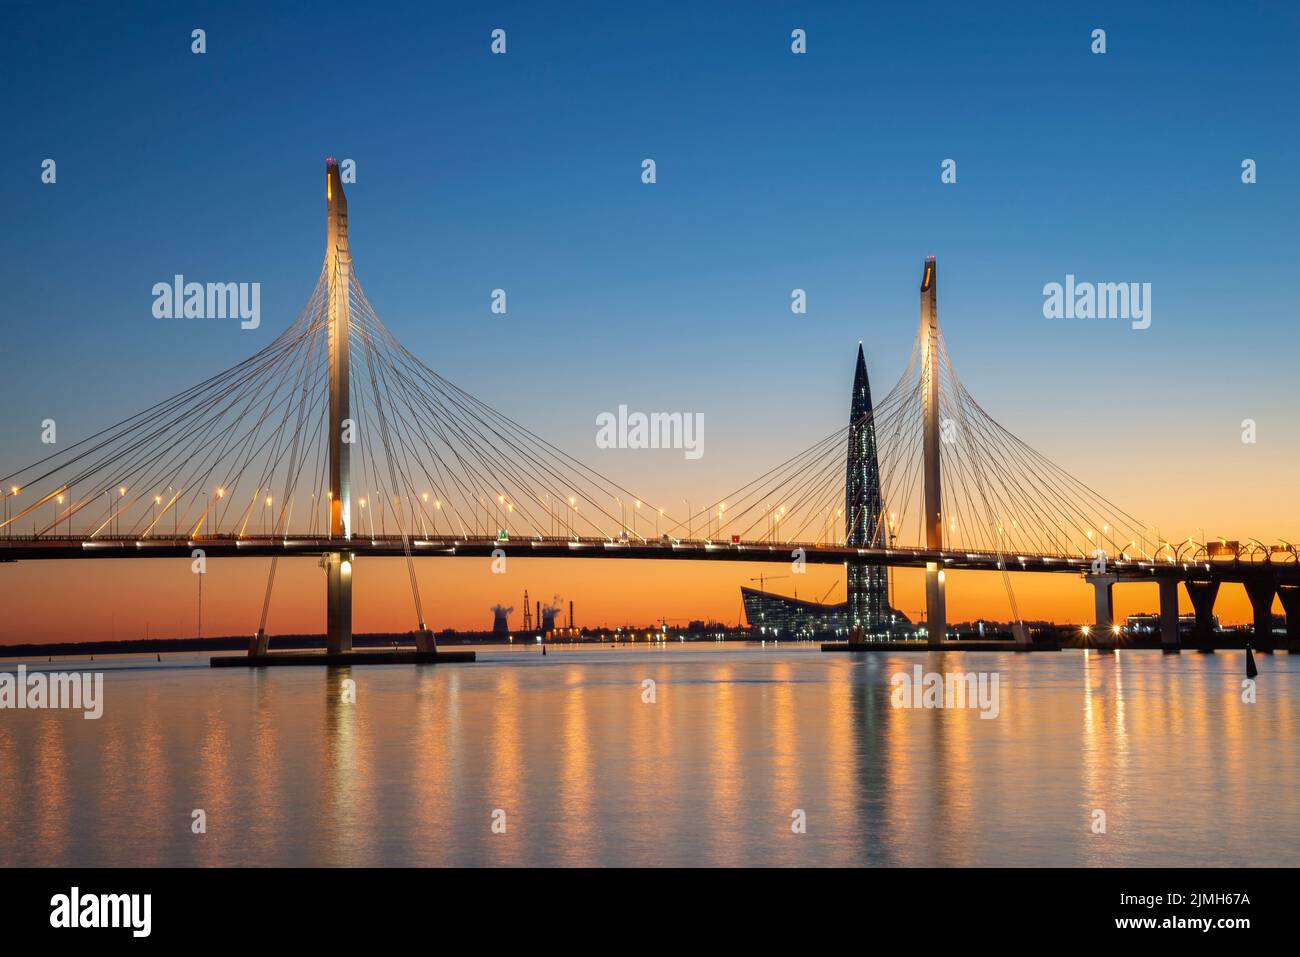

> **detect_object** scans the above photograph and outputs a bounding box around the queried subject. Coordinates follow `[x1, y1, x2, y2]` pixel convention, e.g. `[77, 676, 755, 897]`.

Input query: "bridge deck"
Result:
[0, 533, 1291, 582]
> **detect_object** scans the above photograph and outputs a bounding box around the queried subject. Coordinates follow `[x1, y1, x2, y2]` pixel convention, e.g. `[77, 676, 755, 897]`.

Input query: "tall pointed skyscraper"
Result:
[846, 343, 888, 638]
[738, 343, 909, 640]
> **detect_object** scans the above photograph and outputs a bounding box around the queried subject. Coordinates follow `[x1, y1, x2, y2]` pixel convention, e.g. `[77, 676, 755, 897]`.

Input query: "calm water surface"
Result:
[0, 643, 1295, 866]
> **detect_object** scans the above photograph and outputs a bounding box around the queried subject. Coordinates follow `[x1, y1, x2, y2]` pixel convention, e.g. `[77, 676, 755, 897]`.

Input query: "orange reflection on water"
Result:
[558, 665, 594, 864]
[32, 717, 70, 865]
[708, 662, 743, 866]
[319, 666, 373, 865]
[485, 666, 522, 865]
[1, 646, 1297, 867]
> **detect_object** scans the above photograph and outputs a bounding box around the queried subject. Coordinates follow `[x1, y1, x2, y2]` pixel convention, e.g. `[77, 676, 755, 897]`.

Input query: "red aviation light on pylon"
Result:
[921, 257, 935, 292]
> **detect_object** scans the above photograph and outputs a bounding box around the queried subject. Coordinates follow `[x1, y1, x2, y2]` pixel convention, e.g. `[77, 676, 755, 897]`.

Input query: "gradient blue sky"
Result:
[1, 1, 1298, 634]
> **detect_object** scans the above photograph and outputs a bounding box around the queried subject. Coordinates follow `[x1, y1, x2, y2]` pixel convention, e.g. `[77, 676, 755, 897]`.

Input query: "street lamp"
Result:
[3, 486, 16, 540]
[205, 486, 225, 539]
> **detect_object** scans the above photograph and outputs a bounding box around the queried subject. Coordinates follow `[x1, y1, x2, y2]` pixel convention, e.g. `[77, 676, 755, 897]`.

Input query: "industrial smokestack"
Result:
[570, 600, 574, 629]
[491, 604, 513, 636]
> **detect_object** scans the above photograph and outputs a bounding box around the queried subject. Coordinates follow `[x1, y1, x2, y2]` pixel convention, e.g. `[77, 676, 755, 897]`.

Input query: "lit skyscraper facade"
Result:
[846, 343, 888, 638]
[738, 343, 908, 640]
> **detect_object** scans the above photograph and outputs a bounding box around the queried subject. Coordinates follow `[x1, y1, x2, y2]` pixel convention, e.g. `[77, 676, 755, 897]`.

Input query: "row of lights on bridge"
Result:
[2, 485, 1214, 561]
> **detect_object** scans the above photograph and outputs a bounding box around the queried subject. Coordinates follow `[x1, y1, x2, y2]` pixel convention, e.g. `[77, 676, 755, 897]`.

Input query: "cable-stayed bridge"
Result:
[2, 161, 1295, 657]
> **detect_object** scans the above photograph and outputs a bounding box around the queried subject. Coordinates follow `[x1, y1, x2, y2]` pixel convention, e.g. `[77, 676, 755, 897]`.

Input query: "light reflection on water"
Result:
[0, 644, 1296, 867]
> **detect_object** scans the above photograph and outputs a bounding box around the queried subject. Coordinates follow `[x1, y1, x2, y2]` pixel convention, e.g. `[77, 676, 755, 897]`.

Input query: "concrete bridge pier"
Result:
[324, 551, 353, 654]
[1277, 584, 1300, 652]
[415, 626, 438, 652]
[925, 564, 946, 646]
[1012, 620, 1030, 646]
[1085, 573, 1117, 636]
[1158, 578, 1180, 652]
[1183, 580, 1219, 651]
[1244, 578, 1277, 652]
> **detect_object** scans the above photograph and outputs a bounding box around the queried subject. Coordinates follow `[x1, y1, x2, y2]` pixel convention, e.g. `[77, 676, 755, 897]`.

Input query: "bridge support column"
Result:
[925, 564, 946, 646]
[918, 257, 945, 648]
[1086, 573, 1117, 637]
[1158, 578, 1180, 652]
[1244, 578, 1277, 651]
[1277, 584, 1300, 650]
[1183, 580, 1219, 650]
[249, 628, 270, 656]
[324, 159, 353, 657]
[324, 552, 353, 654]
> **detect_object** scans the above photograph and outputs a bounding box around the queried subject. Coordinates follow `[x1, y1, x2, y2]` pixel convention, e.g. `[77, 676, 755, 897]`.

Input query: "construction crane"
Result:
[747, 574, 788, 594]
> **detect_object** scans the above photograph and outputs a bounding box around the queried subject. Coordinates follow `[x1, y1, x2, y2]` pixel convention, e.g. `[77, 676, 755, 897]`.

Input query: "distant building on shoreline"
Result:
[742, 586, 912, 639]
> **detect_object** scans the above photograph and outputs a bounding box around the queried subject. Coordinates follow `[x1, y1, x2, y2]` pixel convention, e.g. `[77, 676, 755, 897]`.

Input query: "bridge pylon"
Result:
[325, 157, 353, 654]
[919, 256, 946, 645]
